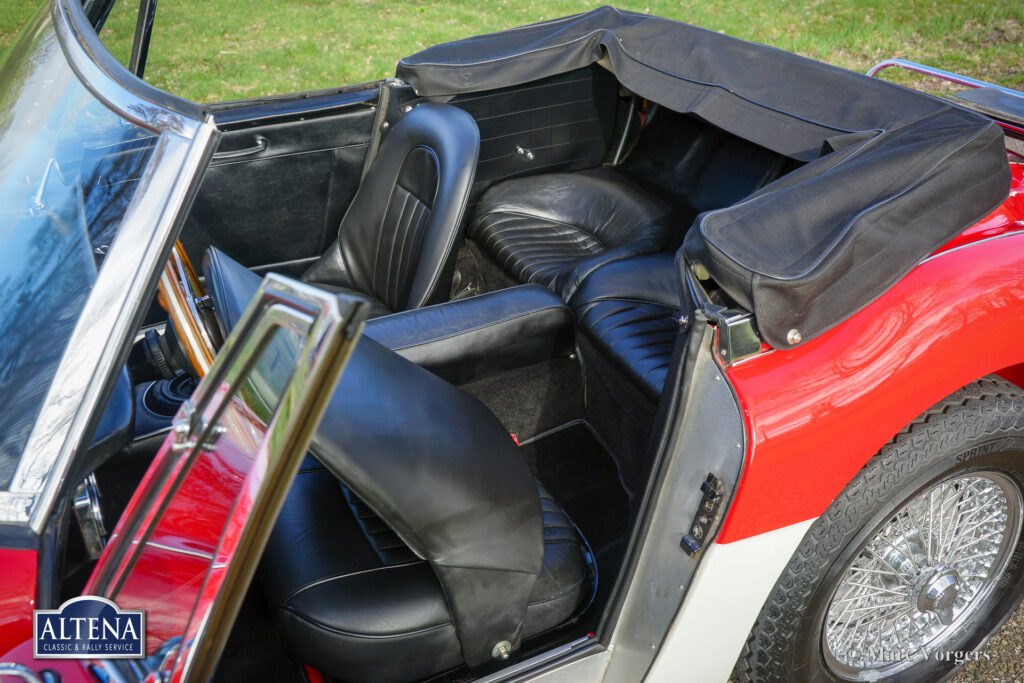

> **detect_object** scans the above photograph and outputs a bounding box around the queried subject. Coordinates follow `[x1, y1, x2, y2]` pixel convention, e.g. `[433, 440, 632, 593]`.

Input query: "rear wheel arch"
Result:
[735, 375, 1024, 682]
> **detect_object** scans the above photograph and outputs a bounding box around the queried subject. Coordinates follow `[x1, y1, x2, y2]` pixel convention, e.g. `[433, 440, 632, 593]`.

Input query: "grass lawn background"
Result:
[1, 1, 1022, 103]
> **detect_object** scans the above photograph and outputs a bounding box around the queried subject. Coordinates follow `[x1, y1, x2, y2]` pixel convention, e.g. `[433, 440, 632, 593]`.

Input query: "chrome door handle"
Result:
[212, 135, 268, 160]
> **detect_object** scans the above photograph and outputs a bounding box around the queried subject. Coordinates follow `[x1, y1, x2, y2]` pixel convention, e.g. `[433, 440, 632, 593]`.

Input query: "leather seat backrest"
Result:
[312, 335, 544, 667]
[304, 102, 479, 312]
[620, 110, 788, 214]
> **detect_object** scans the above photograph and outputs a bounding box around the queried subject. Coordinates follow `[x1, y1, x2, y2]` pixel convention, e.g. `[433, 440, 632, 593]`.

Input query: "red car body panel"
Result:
[77, 385, 268, 678]
[933, 162, 1024, 253]
[101, 435, 251, 654]
[0, 397, 261, 673]
[0, 549, 36, 658]
[718, 161, 1024, 543]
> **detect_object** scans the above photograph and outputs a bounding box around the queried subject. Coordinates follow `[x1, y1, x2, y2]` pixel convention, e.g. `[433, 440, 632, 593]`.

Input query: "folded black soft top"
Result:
[397, 6, 1010, 348]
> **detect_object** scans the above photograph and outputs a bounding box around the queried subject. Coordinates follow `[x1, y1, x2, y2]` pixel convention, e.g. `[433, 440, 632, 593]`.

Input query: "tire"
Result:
[734, 377, 1024, 683]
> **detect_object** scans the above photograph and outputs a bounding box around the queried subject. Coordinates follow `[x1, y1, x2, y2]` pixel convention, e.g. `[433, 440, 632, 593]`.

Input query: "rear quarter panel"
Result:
[720, 161, 1024, 542]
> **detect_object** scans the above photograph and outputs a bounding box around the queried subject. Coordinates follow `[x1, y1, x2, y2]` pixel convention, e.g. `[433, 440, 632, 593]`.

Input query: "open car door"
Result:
[92, 274, 369, 681]
[0, 274, 369, 682]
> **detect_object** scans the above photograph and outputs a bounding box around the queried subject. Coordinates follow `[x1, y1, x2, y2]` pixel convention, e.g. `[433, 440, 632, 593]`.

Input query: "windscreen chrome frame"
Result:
[0, 0, 218, 532]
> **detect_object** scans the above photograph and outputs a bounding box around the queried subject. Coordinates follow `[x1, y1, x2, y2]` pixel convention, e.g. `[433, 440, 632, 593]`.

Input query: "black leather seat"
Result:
[258, 336, 594, 683]
[468, 170, 674, 299]
[206, 102, 480, 319]
[203, 255, 594, 682]
[302, 101, 479, 315]
[263, 457, 591, 683]
[569, 252, 685, 399]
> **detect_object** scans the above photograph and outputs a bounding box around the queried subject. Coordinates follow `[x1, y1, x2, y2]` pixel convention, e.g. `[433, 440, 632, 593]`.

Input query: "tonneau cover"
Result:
[397, 6, 1010, 347]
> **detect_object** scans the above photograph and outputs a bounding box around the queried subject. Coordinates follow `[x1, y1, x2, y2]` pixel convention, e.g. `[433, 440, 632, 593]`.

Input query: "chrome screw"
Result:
[492, 641, 512, 660]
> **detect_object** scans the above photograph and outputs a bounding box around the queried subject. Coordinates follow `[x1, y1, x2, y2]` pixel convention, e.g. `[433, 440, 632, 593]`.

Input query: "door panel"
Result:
[84, 275, 370, 681]
[181, 88, 379, 272]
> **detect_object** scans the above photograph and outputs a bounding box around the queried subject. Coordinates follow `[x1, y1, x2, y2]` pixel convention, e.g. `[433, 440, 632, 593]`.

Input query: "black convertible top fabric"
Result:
[397, 6, 1011, 347]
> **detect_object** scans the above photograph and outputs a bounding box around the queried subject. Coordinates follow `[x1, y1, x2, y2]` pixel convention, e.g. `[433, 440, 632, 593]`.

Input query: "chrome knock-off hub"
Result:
[914, 565, 961, 626]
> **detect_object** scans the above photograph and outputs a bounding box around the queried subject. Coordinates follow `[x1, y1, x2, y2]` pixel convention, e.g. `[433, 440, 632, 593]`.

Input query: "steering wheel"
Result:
[156, 241, 222, 377]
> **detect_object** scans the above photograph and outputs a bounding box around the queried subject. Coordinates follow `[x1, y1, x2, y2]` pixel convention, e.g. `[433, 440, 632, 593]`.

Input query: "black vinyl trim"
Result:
[212, 88, 379, 130]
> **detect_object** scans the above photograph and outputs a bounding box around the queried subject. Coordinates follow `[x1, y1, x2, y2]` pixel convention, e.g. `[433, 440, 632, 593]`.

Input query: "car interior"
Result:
[66, 64, 806, 682]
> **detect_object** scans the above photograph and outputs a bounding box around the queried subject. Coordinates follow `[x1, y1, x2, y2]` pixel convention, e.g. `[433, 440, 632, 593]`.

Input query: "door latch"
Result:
[680, 473, 725, 555]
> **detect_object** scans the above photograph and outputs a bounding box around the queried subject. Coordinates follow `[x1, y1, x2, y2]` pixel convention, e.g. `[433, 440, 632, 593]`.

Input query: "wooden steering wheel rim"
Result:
[157, 241, 218, 377]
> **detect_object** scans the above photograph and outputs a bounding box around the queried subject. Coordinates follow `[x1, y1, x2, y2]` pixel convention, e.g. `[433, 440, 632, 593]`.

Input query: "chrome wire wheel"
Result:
[822, 471, 1023, 680]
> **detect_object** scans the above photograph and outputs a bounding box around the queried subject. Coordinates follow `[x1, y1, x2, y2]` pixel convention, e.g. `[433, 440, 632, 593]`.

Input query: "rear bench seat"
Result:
[469, 111, 788, 302]
[568, 252, 683, 400]
[468, 169, 675, 300]
[468, 113, 785, 399]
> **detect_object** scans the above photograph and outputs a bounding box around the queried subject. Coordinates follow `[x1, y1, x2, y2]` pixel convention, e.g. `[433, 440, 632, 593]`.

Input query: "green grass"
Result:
[0, 3, 42, 55]
[2, 0, 1022, 103]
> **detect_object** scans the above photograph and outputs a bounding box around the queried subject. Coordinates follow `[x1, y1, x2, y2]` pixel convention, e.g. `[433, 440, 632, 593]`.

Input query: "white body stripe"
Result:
[645, 518, 817, 682]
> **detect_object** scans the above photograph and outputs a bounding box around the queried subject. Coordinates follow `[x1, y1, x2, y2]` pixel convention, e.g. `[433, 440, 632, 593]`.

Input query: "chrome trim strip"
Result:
[211, 134, 268, 160]
[867, 59, 1024, 101]
[0, 122, 216, 530]
[475, 636, 595, 682]
[0, 663, 45, 683]
[145, 541, 214, 561]
[73, 473, 107, 558]
[134, 425, 174, 442]
[917, 229, 1024, 265]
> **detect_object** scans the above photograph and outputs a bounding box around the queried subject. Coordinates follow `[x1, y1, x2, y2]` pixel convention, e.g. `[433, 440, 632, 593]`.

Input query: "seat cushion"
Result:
[261, 457, 594, 683]
[311, 281, 393, 319]
[469, 171, 673, 291]
[570, 252, 683, 399]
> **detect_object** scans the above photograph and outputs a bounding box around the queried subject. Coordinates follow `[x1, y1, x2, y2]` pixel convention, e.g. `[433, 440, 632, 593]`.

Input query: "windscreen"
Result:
[0, 8, 157, 489]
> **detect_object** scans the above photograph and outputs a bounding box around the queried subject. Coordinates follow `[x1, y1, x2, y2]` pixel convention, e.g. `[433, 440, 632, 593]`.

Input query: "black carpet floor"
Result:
[519, 420, 632, 628]
[214, 588, 306, 683]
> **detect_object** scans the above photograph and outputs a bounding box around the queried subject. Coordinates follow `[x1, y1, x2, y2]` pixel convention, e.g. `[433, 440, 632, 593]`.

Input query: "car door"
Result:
[87, 0, 386, 277]
[99, 274, 369, 681]
[0, 274, 369, 682]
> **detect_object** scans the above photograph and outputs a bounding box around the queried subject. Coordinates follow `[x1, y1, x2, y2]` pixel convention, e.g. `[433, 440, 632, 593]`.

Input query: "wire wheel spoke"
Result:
[822, 472, 1021, 679]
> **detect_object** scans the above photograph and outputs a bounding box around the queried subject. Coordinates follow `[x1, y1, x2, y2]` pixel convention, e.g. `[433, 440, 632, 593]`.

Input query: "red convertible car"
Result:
[1, 2, 1024, 682]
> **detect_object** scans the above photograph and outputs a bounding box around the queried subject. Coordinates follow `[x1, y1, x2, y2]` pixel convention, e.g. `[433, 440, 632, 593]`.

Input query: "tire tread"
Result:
[733, 376, 1024, 683]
